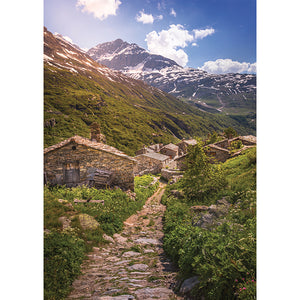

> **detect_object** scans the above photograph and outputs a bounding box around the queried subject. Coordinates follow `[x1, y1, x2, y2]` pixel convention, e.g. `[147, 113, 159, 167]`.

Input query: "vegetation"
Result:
[44, 175, 158, 300]
[224, 127, 238, 139]
[162, 147, 256, 299]
[181, 139, 227, 203]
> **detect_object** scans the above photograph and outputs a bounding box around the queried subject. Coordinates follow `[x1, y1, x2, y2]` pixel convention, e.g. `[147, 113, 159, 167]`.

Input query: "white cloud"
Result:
[146, 24, 194, 66]
[193, 28, 215, 39]
[170, 8, 176, 17]
[136, 10, 154, 24]
[192, 42, 197, 47]
[157, 15, 163, 20]
[76, 0, 121, 21]
[200, 59, 256, 74]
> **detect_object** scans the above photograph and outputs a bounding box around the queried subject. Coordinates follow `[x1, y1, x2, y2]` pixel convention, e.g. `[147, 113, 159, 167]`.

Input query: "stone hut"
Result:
[160, 143, 179, 159]
[44, 135, 136, 191]
[176, 139, 197, 155]
[205, 144, 231, 162]
[135, 143, 163, 156]
[205, 135, 256, 163]
[134, 152, 171, 175]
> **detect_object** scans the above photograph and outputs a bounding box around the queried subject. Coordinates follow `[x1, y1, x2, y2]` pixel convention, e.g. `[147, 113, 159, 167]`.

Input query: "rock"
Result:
[58, 216, 72, 230]
[208, 204, 229, 217]
[179, 276, 200, 294]
[92, 295, 135, 300]
[125, 190, 136, 200]
[78, 214, 100, 230]
[122, 251, 141, 258]
[113, 234, 128, 244]
[169, 190, 184, 198]
[103, 234, 115, 243]
[128, 264, 149, 271]
[135, 238, 160, 245]
[133, 287, 174, 299]
[217, 197, 230, 206]
[144, 249, 155, 253]
[190, 205, 209, 212]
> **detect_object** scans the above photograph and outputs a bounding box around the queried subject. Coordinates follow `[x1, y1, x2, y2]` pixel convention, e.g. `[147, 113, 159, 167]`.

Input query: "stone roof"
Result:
[174, 154, 188, 161]
[207, 144, 230, 153]
[161, 143, 179, 151]
[141, 152, 170, 161]
[44, 135, 136, 161]
[237, 135, 257, 144]
[177, 139, 197, 146]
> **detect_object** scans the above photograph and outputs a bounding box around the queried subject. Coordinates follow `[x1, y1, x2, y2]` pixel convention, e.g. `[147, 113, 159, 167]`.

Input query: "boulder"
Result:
[170, 190, 184, 199]
[103, 234, 115, 243]
[128, 264, 149, 271]
[78, 214, 100, 230]
[179, 276, 200, 294]
[58, 216, 72, 230]
[190, 205, 209, 212]
[133, 287, 174, 299]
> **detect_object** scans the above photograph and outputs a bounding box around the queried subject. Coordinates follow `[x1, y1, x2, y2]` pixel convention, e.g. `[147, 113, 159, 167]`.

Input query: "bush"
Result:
[44, 231, 85, 300]
[181, 139, 227, 202]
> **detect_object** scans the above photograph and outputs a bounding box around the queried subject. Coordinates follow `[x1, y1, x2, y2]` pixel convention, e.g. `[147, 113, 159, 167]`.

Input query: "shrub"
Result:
[44, 231, 85, 300]
[181, 139, 227, 202]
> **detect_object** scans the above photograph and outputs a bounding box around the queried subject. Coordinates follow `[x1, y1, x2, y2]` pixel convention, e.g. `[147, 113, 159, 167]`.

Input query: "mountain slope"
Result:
[88, 40, 256, 116]
[44, 28, 255, 156]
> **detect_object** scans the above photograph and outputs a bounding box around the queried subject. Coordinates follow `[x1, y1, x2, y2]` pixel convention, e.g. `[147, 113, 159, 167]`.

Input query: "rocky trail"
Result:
[67, 181, 183, 300]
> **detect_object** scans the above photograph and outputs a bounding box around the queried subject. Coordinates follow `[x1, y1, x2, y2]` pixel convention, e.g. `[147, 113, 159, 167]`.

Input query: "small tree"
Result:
[224, 127, 237, 139]
[182, 139, 227, 201]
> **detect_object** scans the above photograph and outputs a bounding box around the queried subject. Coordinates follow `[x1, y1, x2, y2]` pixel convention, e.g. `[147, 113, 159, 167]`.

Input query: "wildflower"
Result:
[235, 279, 238, 282]
[243, 287, 246, 290]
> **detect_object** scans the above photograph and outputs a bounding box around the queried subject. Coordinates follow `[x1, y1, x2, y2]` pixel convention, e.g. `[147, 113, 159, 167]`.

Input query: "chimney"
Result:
[90, 122, 106, 143]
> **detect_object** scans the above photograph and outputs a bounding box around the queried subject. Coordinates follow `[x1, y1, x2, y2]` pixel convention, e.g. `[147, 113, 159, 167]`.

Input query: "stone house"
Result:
[205, 135, 256, 163]
[134, 152, 171, 175]
[44, 135, 136, 191]
[135, 144, 163, 156]
[159, 143, 179, 159]
[176, 139, 197, 155]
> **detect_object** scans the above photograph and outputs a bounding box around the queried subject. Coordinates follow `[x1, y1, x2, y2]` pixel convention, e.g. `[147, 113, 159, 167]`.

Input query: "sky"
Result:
[44, 0, 256, 73]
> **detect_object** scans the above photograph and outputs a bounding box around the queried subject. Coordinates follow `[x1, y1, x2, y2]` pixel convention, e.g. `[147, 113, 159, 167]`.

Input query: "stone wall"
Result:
[205, 147, 230, 163]
[175, 155, 187, 170]
[161, 169, 184, 181]
[44, 141, 136, 190]
[134, 155, 170, 175]
[160, 148, 178, 159]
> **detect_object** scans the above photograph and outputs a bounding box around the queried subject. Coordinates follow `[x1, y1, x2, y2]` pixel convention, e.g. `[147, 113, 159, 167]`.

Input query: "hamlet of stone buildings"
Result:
[44, 125, 256, 191]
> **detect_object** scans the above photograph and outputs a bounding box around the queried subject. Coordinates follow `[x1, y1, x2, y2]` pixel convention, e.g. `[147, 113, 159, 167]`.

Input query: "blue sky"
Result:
[44, 0, 256, 73]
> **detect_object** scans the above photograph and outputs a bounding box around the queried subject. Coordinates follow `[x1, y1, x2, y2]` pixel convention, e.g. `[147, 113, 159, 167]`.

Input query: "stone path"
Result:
[67, 181, 182, 300]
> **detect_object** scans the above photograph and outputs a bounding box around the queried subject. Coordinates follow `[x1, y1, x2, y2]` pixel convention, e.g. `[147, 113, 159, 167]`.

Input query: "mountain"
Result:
[88, 40, 256, 116]
[44, 27, 255, 156]
[87, 39, 179, 71]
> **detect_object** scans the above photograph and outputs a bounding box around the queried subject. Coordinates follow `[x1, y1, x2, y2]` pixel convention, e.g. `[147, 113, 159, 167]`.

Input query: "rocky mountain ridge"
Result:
[88, 39, 256, 115]
[87, 39, 179, 72]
